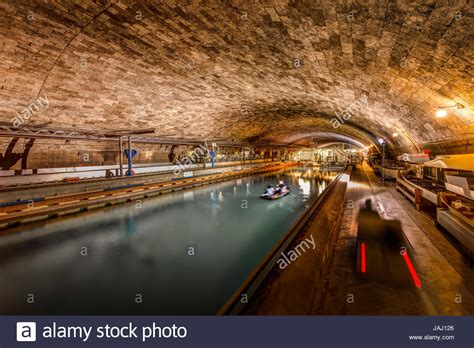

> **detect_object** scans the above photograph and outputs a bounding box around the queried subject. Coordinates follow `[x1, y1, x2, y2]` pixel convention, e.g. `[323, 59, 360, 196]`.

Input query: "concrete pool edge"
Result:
[0, 160, 273, 202]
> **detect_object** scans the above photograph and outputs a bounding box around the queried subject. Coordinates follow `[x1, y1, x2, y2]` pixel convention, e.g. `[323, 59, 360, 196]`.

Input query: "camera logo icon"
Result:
[16, 322, 37, 342]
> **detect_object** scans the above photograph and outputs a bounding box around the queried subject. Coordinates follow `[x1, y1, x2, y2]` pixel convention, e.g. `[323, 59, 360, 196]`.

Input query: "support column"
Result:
[127, 136, 133, 176]
[119, 137, 123, 177]
[211, 143, 216, 168]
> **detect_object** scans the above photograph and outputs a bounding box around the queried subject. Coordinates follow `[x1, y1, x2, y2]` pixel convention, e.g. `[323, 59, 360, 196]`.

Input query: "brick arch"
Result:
[1, 0, 472, 154]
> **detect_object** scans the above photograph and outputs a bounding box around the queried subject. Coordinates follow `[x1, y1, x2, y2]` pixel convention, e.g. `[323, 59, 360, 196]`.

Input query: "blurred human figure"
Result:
[275, 180, 288, 193]
[265, 185, 275, 195]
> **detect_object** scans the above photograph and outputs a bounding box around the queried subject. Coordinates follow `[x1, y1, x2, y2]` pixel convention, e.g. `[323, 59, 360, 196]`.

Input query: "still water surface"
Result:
[0, 167, 337, 314]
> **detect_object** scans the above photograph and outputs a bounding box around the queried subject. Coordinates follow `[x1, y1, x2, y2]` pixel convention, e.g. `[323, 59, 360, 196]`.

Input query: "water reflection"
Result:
[319, 181, 326, 195]
[125, 214, 137, 237]
[298, 177, 311, 198]
[0, 166, 338, 315]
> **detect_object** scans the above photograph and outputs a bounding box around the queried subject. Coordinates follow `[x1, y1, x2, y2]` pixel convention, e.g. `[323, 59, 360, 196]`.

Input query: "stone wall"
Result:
[0, 137, 277, 170]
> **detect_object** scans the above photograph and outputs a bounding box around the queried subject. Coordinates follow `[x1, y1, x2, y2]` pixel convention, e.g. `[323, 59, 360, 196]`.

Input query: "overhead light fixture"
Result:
[436, 103, 464, 118]
[392, 132, 399, 137]
[436, 109, 448, 118]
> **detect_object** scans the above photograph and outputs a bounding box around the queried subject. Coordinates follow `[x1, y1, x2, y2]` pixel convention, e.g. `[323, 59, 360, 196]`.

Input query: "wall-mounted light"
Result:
[436, 103, 464, 118]
[392, 132, 399, 137]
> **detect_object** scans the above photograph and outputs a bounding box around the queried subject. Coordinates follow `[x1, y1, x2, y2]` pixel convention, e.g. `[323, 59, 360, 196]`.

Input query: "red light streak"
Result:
[361, 242, 366, 273]
[402, 251, 421, 288]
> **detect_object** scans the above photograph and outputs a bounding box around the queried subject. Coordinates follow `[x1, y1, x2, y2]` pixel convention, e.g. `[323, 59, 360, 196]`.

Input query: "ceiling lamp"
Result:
[436, 109, 448, 118]
[436, 103, 464, 118]
[392, 132, 399, 137]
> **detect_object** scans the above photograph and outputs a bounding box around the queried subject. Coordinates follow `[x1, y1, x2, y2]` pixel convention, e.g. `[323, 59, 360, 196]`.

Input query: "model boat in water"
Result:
[261, 181, 290, 200]
[261, 188, 290, 200]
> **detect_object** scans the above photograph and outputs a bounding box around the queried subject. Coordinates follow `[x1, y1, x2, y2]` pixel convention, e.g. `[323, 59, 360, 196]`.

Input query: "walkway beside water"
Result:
[322, 163, 474, 315]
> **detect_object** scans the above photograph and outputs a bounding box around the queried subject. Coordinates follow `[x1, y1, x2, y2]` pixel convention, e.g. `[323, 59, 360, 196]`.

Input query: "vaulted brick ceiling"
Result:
[1, 0, 473, 152]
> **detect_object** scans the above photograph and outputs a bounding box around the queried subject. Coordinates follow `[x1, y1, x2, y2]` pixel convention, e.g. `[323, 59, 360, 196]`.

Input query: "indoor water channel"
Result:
[0, 166, 338, 314]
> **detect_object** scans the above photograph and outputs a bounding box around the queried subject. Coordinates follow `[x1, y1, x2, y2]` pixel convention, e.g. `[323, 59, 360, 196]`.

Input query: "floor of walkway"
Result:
[321, 163, 474, 315]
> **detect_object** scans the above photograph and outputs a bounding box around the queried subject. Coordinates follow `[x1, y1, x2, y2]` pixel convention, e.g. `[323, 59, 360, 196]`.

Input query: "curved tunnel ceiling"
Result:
[1, 0, 473, 152]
